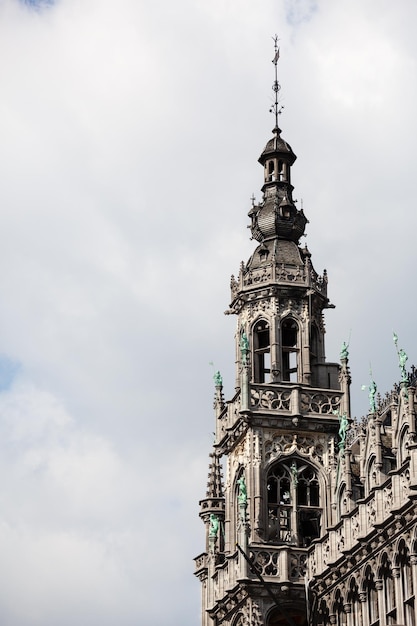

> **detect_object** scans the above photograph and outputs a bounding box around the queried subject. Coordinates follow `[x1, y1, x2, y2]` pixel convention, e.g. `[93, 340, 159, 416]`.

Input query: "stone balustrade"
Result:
[250, 383, 341, 416]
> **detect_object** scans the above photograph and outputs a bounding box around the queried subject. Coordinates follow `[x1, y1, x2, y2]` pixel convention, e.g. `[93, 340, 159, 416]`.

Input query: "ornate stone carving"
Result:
[249, 549, 280, 577]
[250, 387, 291, 411]
[300, 391, 341, 415]
[264, 432, 325, 464]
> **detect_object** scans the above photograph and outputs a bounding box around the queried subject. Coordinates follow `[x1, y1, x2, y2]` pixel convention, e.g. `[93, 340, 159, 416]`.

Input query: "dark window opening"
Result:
[267, 608, 307, 626]
[310, 325, 319, 367]
[254, 320, 270, 383]
[266, 461, 321, 547]
[282, 319, 298, 382]
[297, 467, 319, 506]
[298, 510, 320, 546]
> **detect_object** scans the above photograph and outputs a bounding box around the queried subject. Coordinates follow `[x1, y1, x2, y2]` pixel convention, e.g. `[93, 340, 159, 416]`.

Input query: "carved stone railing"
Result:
[250, 386, 291, 412]
[249, 547, 280, 576]
[249, 545, 308, 581]
[300, 390, 341, 415]
[194, 552, 208, 575]
[231, 261, 327, 297]
[250, 383, 341, 416]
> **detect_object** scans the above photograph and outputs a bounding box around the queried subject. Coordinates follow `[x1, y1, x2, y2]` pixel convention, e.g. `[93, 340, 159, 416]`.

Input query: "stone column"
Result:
[392, 566, 403, 625]
[375, 578, 383, 626]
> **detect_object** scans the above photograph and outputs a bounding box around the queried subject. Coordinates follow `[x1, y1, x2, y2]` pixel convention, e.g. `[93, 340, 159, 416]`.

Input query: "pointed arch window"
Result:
[267, 608, 307, 626]
[266, 160, 275, 181]
[333, 589, 346, 626]
[380, 553, 396, 624]
[348, 578, 362, 626]
[254, 320, 270, 383]
[316, 599, 330, 626]
[277, 159, 286, 181]
[282, 318, 298, 382]
[397, 540, 414, 625]
[364, 566, 379, 626]
[266, 460, 321, 547]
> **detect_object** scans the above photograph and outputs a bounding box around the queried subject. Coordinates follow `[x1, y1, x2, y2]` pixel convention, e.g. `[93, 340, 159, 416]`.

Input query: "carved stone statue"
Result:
[338, 412, 349, 450]
[213, 370, 223, 387]
[240, 332, 249, 365]
[209, 513, 220, 538]
[237, 475, 247, 505]
[369, 379, 377, 413]
[340, 341, 349, 360]
[399, 348, 408, 382]
[394, 333, 408, 383]
[290, 461, 298, 486]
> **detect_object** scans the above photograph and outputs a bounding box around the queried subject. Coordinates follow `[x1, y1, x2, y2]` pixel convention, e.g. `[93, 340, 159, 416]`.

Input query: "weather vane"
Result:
[269, 34, 283, 130]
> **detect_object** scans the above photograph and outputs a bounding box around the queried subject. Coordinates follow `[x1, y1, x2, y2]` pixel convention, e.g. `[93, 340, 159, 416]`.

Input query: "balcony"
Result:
[250, 383, 342, 416]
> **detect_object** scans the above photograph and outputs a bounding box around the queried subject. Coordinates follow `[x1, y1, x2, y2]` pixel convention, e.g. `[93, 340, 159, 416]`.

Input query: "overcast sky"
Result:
[0, 0, 416, 624]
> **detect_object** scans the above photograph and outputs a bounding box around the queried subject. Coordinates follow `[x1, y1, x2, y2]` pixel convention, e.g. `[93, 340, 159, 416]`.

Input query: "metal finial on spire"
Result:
[269, 35, 283, 131]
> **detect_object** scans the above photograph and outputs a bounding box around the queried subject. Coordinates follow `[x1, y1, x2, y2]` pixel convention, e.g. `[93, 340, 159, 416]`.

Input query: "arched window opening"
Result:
[267, 464, 291, 543]
[254, 320, 270, 383]
[367, 457, 377, 493]
[380, 553, 396, 624]
[397, 541, 414, 625]
[315, 599, 330, 625]
[231, 614, 244, 626]
[267, 607, 307, 626]
[400, 427, 410, 466]
[338, 485, 348, 517]
[266, 461, 321, 547]
[348, 578, 362, 626]
[333, 589, 346, 626]
[282, 319, 298, 382]
[277, 160, 286, 181]
[382, 451, 396, 475]
[267, 160, 275, 181]
[364, 566, 379, 626]
[297, 465, 320, 545]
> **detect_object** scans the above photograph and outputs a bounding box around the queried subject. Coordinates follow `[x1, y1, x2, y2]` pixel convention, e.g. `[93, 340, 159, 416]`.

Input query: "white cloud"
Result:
[0, 0, 415, 623]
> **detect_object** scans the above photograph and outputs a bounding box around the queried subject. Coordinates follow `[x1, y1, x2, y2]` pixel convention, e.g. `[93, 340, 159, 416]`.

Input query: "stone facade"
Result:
[195, 89, 417, 626]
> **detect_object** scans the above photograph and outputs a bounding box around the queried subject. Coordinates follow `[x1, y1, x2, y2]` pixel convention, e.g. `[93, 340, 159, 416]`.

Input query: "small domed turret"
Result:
[248, 126, 307, 243]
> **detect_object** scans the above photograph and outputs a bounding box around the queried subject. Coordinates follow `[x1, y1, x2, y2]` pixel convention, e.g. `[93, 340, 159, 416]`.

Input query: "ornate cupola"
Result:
[251, 125, 307, 244]
[195, 38, 351, 626]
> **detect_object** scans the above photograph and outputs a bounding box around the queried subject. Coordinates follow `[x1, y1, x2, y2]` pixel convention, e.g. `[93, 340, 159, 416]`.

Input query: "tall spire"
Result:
[246, 41, 307, 246]
[270, 34, 282, 133]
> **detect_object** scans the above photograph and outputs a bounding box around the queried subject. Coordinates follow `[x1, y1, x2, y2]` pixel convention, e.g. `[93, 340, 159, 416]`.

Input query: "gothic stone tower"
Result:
[194, 53, 351, 626]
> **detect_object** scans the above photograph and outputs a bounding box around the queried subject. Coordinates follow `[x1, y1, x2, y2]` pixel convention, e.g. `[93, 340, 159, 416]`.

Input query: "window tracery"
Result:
[253, 319, 270, 383]
[266, 460, 321, 546]
[281, 318, 298, 382]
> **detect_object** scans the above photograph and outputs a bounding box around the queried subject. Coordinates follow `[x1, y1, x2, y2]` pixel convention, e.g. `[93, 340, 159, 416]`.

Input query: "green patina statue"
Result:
[237, 475, 247, 505]
[394, 332, 408, 383]
[213, 370, 223, 387]
[369, 379, 377, 413]
[338, 412, 349, 450]
[340, 341, 349, 360]
[209, 513, 220, 538]
[399, 348, 408, 382]
[240, 332, 249, 365]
